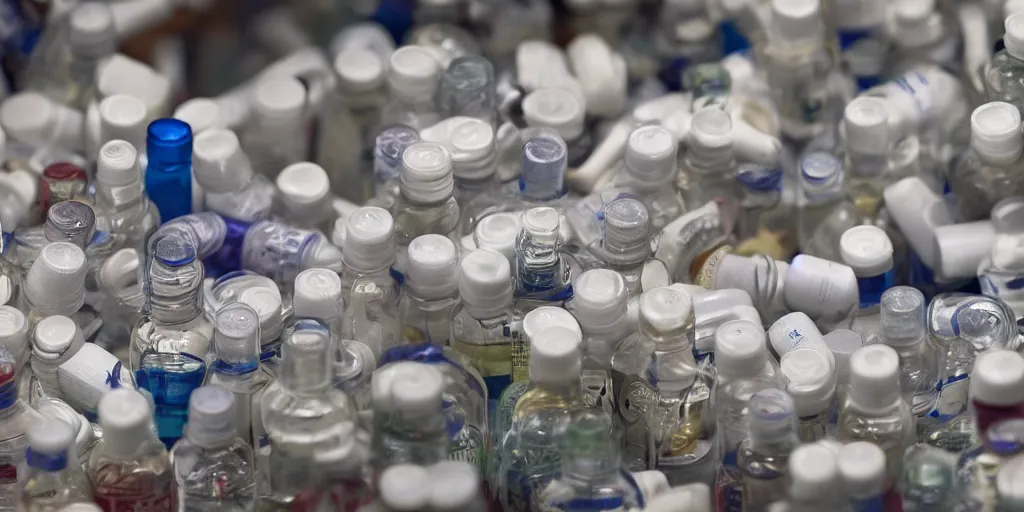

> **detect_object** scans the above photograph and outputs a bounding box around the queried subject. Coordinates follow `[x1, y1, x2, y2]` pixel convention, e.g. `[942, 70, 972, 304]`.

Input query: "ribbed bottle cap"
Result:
[380, 464, 430, 511]
[639, 287, 693, 334]
[523, 307, 582, 345]
[880, 286, 926, 346]
[213, 302, 261, 364]
[458, 249, 513, 315]
[522, 206, 561, 245]
[239, 287, 283, 343]
[173, 98, 224, 134]
[840, 225, 894, 277]
[781, 347, 836, 417]
[0, 92, 52, 145]
[44, 201, 96, 248]
[687, 107, 732, 153]
[193, 129, 253, 193]
[771, 0, 821, 41]
[522, 88, 585, 140]
[570, 269, 628, 334]
[293, 268, 343, 321]
[429, 461, 480, 509]
[0, 306, 27, 360]
[747, 388, 797, 443]
[68, 2, 114, 54]
[714, 319, 768, 380]
[473, 213, 522, 261]
[277, 162, 330, 213]
[33, 315, 82, 360]
[98, 389, 154, 458]
[971, 102, 1023, 163]
[1007, 14, 1024, 60]
[391, 363, 444, 416]
[388, 45, 441, 97]
[625, 125, 678, 183]
[97, 140, 141, 187]
[187, 384, 237, 447]
[334, 48, 385, 93]
[848, 344, 901, 412]
[448, 118, 495, 179]
[971, 350, 1024, 406]
[25, 242, 87, 316]
[400, 142, 454, 203]
[602, 198, 650, 263]
[843, 97, 889, 156]
[28, 418, 74, 456]
[98, 94, 147, 149]
[529, 327, 582, 382]
[838, 442, 886, 499]
[519, 136, 567, 201]
[253, 76, 306, 122]
[407, 234, 458, 299]
[344, 207, 396, 271]
[789, 443, 840, 500]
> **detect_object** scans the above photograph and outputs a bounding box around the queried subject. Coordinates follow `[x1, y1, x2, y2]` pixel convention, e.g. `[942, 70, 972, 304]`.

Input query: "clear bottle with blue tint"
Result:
[841, 225, 895, 345]
[241, 220, 343, 288]
[515, 135, 570, 207]
[513, 207, 573, 312]
[371, 125, 420, 210]
[879, 286, 942, 419]
[191, 128, 274, 278]
[738, 389, 801, 511]
[208, 301, 272, 449]
[797, 152, 857, 262]
[131, 234, 213, 448]
[735, 164, 794, 261]
[392, 142, 461, 275]
[145, 118, 194, 223]
[20, 418, 93, 511]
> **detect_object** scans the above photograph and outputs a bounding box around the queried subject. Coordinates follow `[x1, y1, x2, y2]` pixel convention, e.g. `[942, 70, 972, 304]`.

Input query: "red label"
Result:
[94, 489, 174, 512]
[0, 464, 16, 485]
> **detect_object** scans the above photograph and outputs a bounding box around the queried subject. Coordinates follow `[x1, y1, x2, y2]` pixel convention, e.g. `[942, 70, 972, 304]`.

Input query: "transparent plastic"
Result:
[513, 208, 574, 311]
[0, 350, 42, 510]
[738, 389, 800, 511]
[20, 420, 93, 511]
[203, 175, 274, 278]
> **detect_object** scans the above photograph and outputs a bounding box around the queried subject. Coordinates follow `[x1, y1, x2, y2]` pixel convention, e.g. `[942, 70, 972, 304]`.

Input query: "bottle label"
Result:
[0, 458, 17, 486]
[94, 489, 174, 512]
[509, 322, 529, 383]
[555, 496, 625, 511]
[927, 373, 970, 421]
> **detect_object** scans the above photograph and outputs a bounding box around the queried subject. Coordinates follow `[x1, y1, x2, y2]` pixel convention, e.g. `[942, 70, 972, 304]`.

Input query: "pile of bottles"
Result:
[7, 0, 1024, 510]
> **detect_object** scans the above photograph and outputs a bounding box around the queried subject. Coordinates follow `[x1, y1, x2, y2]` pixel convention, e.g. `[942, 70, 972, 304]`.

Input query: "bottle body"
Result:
[87, 440, 176, 512]
[763, 40, 835, 141]
[172, 438, 257, 512]
[241, 119, 309, 181]
[203, 177, 275, 277]
[837, 400, 916, 482]
[450, 305, 521, 409]
[984, 50, 1024, 111]
[392, 196, 461, 272]
[950, 152, 1024, 222]
[316, 87, 386, 203]
[399, 294, 459, 345]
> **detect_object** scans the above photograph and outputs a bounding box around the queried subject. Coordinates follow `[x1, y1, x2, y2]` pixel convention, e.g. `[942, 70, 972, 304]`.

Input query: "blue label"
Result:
[556, 496, 626, 511]
[852, 496, 885, 512]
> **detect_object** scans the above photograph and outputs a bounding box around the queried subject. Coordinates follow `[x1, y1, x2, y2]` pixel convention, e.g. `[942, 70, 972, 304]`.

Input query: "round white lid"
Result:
[173, 98, 223, 134]
[277, 162, 330, 212]
[391, 363, 444, 415]
[529, 326, 582, 382]
[344, 207, 396, 271]
[714, 319, 768, 380]
[68, 2, 114, 51]
[998, 453, 1024, 507]
[25, 242, 87, 314]
[388, 45, 441, 97]
[98, 94, 147, 148]
[33, 315, 80, 356]
[639, 287, 693, 334]
[971, 349, 1024, 406]
[0, 92, 53, 144]
[214, 301, 261, 346]
[522, 207, 560, 242]
[0, 306, 27, 352]
[334, 48, 385, 93]
[428, 461, 480, 509]
[239, 287, 283, 337]
[602, 198, 650, 261]
[625, 125, 678, 183]
[252, 76, 306, 122]
[97, 139, 140, 187]
[523, 306, 582, 344]
[879, 286, 926, 346]
[400, 142, 454, 203]
[970, 102, 1023, 163]
[380, 464, 430, 511]
[187, 384, 237, 447]
[688, 107, 732, 152]
[1006, 14, 1024, 60]
[473, 212, 522, 261]
[780, 346, 836, 417]
[98, 389, 153, 457]
[458, 249, 513, 314]
[522, 88, 586, 140]
[837, 441, 886, 498]
[789, 443, 840, 500]
[843, 97, 890, 156]
[293, 268, 343, 321]
[28, 418, 74, 455]
[840, 225, 894, 277]
[570, 269, 628, 334]
[192, 128, 253, 194]
[407, 234, 459, 299]
[848, 344, 901, 412]
[771, 0, 821, 42]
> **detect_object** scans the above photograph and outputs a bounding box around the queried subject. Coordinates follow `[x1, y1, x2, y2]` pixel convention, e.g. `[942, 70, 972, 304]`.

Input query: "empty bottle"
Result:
[738, 389, 801, 510]
[399, 234, 460, 345]
[513, 207, 573, 311]
[208, 302, 271, 448]
[438, 56, 498, 127]
[841, 225, 895, 345]
[734, 165, 794, 261]
[879, 286, 941, 417]
[92, 140, 160, 257]
[568, 269, 632, 415]
[339, 207, 401, 359]
[242, 220, 343, 287]
[615, 125, 686, 232]
[584, 198, 652, 298]
[521, 88, 592, 167]
[950, 102, 1024, 221]
[985, 14, 1024, 110]
[779, 346, 836, 442]
[381, 46, 443, 130]
[0, 347, 42, 509]
[679, 108, 740, 233]
[797, 151, 857, 261]
[371, 362, 449, 470]
[392, 141, 460, 275]
[20, 418, 92, 511]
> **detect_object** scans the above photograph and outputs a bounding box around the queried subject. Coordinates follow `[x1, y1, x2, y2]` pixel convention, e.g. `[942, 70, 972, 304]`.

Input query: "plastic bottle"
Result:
[144, 118, 194, 223]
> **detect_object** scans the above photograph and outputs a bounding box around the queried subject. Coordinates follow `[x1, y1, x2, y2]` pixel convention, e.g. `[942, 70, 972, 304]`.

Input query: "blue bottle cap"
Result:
[154, 234, 197, 267]
[737, 164, 783, 191]
[147, 118, 193, 167]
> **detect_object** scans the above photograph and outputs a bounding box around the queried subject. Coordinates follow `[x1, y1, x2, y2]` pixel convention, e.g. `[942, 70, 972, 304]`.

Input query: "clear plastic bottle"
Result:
[734, 165, 795, 261]
[88, 389, 175, 512]
[965, 350, 1024, 449]
[678, 108, 740, 234]
[240, 76, 310, 180]
[436, 118, 499, 236]
[540, 410, 642, 511]
[273, 162, 337, 235]
[0, 347, 42, 510]
[614, 125, 686, 233]
[883, 0, 960, 76]
[498, 326, 585, 512]
[979, 198, 1024, 315]
[955, 419, 1024, 511]
[985, 14, 1024, 110]
[191, 128, 274, 277]
[339, 207, 401, 359]
[207, 302, 272, 449]
[838, 441, 901, 512]
[131, 234, 213, 447]
[950, 102, 1024, 222]
[840, 225, 895, 345]
[370, 125, 420, 209]
[92, 140, 160, 258]
[241, 220, 343, 287]
[438, 56, 498, 127]
[779, 347, 835, 442]
[20, 418, 92, 511]
[879, 286, 942, 417]
[796, 151, 857, 262]
[513, 207, 574, 312]
[582, 198, 651, 298]
[567, 269, 632, 415]
[837, 344, 916, 482]
[840, 97, 893, 221]
[392, 141, 461, 275]
[398, 234, 460, 345]
[521, 88, 592, 168]
[371, 362, 449, 471]
[380, 46, 443, 131]
[770, 443, 851, 512]
[171, 385, 256, 511]
[901, 443, 957, 512]
[738, 389, 801, 510]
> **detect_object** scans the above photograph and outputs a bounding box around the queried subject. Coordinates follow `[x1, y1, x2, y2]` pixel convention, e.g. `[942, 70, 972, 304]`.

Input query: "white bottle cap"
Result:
[971, 350, 1024, 406]
[529, 326, 582, 383]
[334, 48, 385, 93]
[883, 177, 950, 269]
[187, 384, 237, 448]
[1006, 14, 1024, 60]
[783, 254, 858, 324]
[888, 0, 941, 48]
[97, 140, 141, 187]
[60, 505, 102, 512]
[446, 118, 495, 180]
[840, 225, 894, 277]
[407, 234, 458, 299]
[843, 97, 890, 156]
[25, 242, 87, 317]
[767, 312, 831, 361]
[98, 94, 147, 149]
[643, 483, 712, 512]
[714, 319, 768, 381]
[771, 0, 821, 42]
[566, 34, 626, 119]
[428, 461, 480, 509]
[293, 268, 343, 321]
[277, 162, 330, 214]
[789, 443, 840, 501]
[252, 76, 306, 123]
[193, 129, 253, 194]
[28, 418, 74, 456]
[174, 97, 225, 134]
[391, 363, 444, 416]
[400, 142, 454, 203]
[98, 388, 154, 459]
[33, 315, 84, 363]
[632, 470, 670, 503]
[879, 286, 926, 347]
[380, 464, 430, 511]
[97, 54, 171, 117]
[838, 441, 886, 499]
[458, 249, 513, 317]
[848, 344, 901, 412]
[625, 125, 678, 184]
[822, 329, 862, 385]
[0, 306, 27, 362]
[68, 2, 114, 54]
[639, 287, 693, 334]
[0, 92, 54, 146]
[522, 88, 586, 141]
[687, 107, 732, 153]
[971, 102, 1023, 164]
[523, 306, 582, 345]
[344, 207, 396, 271]
[570, 269, 628, 335]
[781, 346, 836, 417]
[388, 45, 441, 97]
[473, 212, 522, 262]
